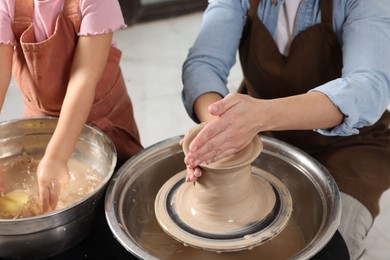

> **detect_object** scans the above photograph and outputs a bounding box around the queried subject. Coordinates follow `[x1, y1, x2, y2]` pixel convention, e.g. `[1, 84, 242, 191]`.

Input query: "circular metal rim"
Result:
[0, 117, 117, 225]
[104, 135, 341, 260]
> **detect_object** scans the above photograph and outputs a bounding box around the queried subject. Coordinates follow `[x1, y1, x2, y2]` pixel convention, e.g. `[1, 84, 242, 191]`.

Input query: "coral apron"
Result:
[11, 0, 143, 166]
[239, 0, 390, 217]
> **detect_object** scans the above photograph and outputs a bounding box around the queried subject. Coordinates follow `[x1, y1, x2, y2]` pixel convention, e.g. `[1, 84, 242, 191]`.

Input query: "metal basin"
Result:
[0, 117, 117, 259]
[105, 135, 341, 259]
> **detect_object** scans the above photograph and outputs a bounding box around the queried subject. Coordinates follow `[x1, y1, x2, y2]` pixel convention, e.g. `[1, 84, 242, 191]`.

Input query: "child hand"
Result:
[180, 134, 203, 182]
[36, 156, 70, 212]
[185, 164, 202, 182]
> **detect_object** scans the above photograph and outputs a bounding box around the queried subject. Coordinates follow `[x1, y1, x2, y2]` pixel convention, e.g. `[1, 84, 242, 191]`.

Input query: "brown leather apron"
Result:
[239, 0, 390, 217]
[11, 0, 143, 166]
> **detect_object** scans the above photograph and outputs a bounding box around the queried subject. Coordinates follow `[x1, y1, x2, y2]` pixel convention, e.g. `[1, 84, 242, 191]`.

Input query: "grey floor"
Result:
[2, 12, 389, 260]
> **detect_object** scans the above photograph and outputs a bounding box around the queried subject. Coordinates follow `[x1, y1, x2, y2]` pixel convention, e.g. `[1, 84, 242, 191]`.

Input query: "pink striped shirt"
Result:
[0, 0, 126, 45]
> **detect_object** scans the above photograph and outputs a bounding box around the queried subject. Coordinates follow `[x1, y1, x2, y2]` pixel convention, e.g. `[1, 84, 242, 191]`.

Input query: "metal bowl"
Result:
[105, 135, 341, 259]
[0, 117, 117, 259]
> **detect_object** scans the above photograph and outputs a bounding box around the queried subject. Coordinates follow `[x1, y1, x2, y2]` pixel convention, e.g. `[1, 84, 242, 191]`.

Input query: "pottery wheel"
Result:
[155, 167, 292, 252]
[155, 125, 293, 252]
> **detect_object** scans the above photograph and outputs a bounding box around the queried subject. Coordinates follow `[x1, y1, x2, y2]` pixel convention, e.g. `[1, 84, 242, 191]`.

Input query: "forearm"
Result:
[194, 92, 223, 122]
[257, 91, 344, 132]
[182, 0, 245, 122]
[44, 33, 113, 162]
[44, 79, 96, 161]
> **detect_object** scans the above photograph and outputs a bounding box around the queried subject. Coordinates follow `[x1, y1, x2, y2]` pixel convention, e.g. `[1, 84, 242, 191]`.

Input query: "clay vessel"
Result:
[176, 123, 276, 235]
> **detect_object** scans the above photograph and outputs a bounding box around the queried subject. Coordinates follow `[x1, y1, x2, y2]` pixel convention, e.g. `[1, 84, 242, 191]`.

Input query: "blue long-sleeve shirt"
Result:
[182, 0, 390, 136]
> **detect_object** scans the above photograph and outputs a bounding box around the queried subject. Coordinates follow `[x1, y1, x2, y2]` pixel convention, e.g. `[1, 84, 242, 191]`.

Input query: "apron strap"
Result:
[63, 0, 80, 16]
[12, 0, 34, 41]
[14, 0, 33, 24]
[248, 0, 260, 19]
[63, 0, 82, 30]
[321, 0, 333, 24]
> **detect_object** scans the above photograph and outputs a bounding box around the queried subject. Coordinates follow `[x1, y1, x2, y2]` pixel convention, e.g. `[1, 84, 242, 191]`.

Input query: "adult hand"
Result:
[36, 156, 70, 212]
[184, 92, 263, 170]
[185, 164, 202, 182]
[179, 131, 203, 182]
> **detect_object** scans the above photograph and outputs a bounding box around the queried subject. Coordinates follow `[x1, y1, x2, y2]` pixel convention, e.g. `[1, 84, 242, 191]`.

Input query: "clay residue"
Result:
[175, 168, 276, 234]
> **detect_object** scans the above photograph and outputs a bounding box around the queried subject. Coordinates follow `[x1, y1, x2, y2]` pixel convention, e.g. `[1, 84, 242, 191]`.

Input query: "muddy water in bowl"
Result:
[0, 153, 103, 219]
[0, 117, 117, 259]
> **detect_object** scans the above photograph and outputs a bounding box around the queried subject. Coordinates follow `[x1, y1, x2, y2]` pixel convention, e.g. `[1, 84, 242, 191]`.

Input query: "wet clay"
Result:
[154, 124, 294, 252]
[0, 153, 103, 219]
[176, 123, 277, 235]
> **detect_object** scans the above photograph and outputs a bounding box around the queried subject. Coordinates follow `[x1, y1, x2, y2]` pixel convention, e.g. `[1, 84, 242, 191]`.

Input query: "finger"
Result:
[208, 93, 241, 116]
[185, 165, 202, 182]
[186, 165, 195, 182]
[49, 179, 60, 211]
[187, 174, 196, 182]
[40, 185, 51, 213]
[206, 136, 262, 163]
[193, 167, 202, 178]
[186, 128, 237, 166]
[209, 147, 239, 163]
[188, 121, 225, 154]
[190, 134, 253, 166]
[202, 147, 238, 165]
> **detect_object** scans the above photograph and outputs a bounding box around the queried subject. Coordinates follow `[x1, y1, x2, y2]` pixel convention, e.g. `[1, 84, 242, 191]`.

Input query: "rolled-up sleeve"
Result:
[182, 0, 247, 122]
[311, 0, 390, 136]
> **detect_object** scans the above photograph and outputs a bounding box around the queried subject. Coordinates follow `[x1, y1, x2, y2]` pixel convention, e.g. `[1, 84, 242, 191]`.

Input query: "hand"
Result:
[36, 156, 70, 212]
[179, 133, 202, 182]
[185, 165, 202, 182]
[184, 93, 262, 169]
